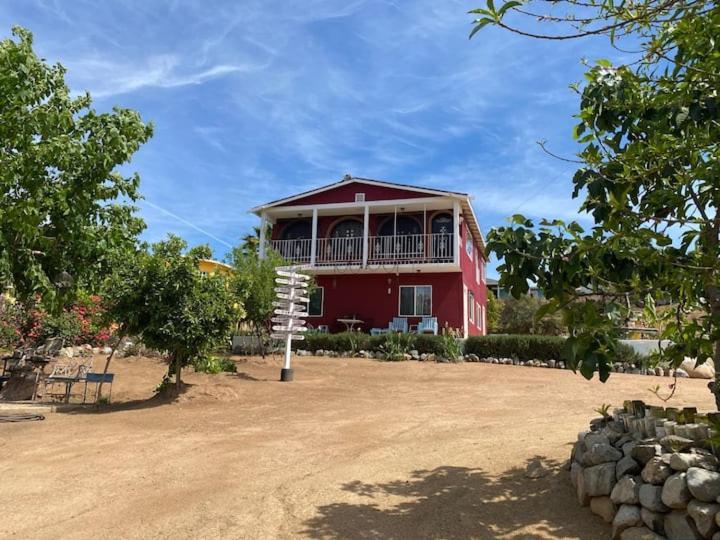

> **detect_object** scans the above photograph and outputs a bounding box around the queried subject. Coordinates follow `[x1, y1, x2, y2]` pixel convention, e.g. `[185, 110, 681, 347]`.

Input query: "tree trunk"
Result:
[714, 340, 720, 411]
[175, 354, 182, 392]
[256, 322, 265, 358]
[96, 330, 124, 401]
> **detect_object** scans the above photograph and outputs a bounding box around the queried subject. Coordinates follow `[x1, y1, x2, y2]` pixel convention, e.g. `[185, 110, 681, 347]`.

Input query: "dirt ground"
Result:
[0, 354, 715, 539]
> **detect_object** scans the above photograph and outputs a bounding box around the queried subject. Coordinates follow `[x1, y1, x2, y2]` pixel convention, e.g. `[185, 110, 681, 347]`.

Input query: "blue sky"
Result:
[1, 1, 620, 276]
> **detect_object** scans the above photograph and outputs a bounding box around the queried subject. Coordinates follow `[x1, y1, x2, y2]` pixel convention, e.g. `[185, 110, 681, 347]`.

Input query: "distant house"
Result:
[251, 175, 487, 337]
[198, 259, 232, 277]
[486, 278, 545, 300]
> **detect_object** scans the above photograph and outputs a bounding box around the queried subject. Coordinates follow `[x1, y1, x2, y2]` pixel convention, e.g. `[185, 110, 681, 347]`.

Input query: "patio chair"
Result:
[83, 372, 115, 404]
[388, 317, 408, 333]
[417, 317, 438, 335]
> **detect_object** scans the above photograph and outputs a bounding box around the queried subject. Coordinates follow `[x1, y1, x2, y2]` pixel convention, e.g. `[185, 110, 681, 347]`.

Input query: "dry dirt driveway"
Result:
[0, 354, 714, 539]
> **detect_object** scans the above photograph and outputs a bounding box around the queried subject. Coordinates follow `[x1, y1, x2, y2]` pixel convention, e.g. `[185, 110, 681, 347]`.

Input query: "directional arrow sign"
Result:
[275, 277, 309, 286]
[276, 270, 309, 280]
[271, 317, 307, 326]
[274, 308, 307, 316]
[276, 292, 310, 302]
[271, 333, 305, 340]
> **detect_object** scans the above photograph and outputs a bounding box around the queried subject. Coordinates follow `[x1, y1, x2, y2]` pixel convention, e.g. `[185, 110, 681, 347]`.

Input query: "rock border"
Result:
[570, 401, 720, 539]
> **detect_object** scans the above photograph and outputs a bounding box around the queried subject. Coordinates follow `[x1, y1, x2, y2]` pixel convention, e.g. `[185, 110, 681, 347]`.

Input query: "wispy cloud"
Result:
[65, 55, 258, 98]
[0, 0, 620, 268]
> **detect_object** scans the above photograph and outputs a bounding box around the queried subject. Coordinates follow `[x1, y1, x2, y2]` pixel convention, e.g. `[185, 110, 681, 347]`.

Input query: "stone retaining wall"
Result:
[571, 401, 720, 539]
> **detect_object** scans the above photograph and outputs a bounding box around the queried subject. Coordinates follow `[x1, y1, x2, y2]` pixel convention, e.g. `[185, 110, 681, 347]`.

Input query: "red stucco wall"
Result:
[459, 220, 487, 336]
[308, 272, 464, 333]
[284, 182, 439, 206]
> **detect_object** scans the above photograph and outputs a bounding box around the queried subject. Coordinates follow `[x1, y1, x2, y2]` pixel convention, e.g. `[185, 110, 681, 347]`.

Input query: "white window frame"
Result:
[398, 285, 432, 317]
[477, 302, 483, 332]
[465, 237, 474, 259]
[468, 290, 475, 324]
[308, 286, 324, 317]
[475, 249, 480, 283]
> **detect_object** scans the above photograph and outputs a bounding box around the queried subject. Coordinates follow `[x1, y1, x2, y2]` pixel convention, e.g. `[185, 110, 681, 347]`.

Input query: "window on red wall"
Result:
[399, 285, 432, 316]
[308, 287, 324, 317]
[468, 290, 475, 324]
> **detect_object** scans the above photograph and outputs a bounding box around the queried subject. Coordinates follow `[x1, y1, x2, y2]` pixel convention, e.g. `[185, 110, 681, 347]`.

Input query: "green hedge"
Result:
[464, 335, 565, 361]
[295, 332, 447, 354]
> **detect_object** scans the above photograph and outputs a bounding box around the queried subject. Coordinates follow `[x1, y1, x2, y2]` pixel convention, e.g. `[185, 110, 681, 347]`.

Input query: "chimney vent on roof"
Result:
[342, 173, 352, 182]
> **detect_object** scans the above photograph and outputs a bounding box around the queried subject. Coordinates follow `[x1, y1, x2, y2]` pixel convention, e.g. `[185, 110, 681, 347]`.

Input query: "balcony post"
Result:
[259, 212, 267, 259]
[453, 201, 460, 266]
[310, 208, 318, 267]
[362, 204, 369, 267]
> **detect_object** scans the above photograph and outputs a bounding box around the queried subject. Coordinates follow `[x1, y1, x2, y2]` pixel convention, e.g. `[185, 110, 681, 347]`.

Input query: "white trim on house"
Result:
[250, 176, 485, 251]
[462, 284, 468, 338]
[398, 285, 432, 317]
[251, 177, 467, 212]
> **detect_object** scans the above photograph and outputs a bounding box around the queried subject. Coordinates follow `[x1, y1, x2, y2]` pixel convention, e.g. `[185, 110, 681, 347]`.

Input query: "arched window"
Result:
[280, 220, 311, 240]
[431, 213, 453, 235]
[375, 216, 423, 260]
[326, 219, 363, 262]
[330, 219, 363, 238]
[431, 213, 454, 261]
[377, 216, 421, 236]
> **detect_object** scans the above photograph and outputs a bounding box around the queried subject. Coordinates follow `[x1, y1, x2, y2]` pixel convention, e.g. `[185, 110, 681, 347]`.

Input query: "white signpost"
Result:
[271, 266, 310, 382]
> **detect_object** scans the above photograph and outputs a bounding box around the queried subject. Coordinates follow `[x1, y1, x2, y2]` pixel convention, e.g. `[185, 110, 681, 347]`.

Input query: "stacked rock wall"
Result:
[570, 401, 720, 539]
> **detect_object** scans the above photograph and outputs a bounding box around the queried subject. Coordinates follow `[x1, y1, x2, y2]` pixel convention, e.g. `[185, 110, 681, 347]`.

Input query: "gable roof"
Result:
[251, 175, 467, 211]
[251, 175, 485, 250]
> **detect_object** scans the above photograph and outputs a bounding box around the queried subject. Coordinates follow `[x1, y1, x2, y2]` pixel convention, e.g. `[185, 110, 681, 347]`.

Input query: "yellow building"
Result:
[198, 259, 233, 277]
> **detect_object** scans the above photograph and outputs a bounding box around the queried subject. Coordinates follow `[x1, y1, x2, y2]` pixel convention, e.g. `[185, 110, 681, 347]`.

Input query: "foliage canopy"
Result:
[470, 0, 720, 404]
[0, 27, 152, 309]
[104, 235, 240, 390]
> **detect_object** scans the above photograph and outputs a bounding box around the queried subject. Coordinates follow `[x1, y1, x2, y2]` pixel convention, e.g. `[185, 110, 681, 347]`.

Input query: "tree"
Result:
[0, 27, 152, 310]
[470, 2, 720, 404]
[486, 289, 501, 333]
[228, 247, 286, 357]
[104, 236, 239, 393]
[496, 295, 566, 335]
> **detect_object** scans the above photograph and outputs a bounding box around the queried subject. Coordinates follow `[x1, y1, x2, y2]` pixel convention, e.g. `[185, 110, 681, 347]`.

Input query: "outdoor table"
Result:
[337, 318, 364, 331]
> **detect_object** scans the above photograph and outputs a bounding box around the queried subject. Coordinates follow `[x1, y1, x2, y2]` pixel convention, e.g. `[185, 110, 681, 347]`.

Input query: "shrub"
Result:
[39, 311, 83, 344]
[0, 298, 22, 350]
[413, 334, 445, 355]
[296, 331, 450, 356]
[192, 355, 237, 374]
[380, 332, 413, 361]
[439, 328, 463, 360]
[496, 296, 565, 336]
[464, 334, 565, 361]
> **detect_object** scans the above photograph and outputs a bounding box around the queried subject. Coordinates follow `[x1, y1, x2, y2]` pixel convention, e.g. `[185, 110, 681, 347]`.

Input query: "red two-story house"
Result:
[252, 175, 487, 337]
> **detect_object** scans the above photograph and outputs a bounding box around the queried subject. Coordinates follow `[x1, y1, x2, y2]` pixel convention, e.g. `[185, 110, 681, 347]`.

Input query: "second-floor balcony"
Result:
[269, 232, 455, 268]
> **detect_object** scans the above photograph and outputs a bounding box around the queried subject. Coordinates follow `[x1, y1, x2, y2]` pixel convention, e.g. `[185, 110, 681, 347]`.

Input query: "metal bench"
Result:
[42, 360, 92, 403]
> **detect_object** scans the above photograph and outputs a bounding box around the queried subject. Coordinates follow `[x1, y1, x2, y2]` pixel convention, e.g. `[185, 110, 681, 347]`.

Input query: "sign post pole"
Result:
[271, 266, 310, 382]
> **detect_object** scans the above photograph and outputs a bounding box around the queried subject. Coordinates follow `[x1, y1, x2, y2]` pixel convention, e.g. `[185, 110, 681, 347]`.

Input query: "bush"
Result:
[39, 311, 83, 344]
[439, 328, 463, 360]
[496, 296, 565, 336]
[296, 331, 450, 356]
[192, 355, 237, 374]
[464, 334, 565, 361]
[379, 332, 413, 360]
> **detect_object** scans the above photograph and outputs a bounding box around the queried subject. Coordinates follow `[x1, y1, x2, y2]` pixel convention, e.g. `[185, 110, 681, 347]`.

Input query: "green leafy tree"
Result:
[470, 2, 720, 405]
[486, 289, 501, 333]
[0, 27, 152, 309]
[104, 235, 239, 393]
[496, 296, 565, 335]
[229, 247, 286, 357]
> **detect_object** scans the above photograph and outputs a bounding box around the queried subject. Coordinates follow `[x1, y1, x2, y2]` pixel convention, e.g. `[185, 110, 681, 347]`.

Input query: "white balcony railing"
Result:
[269, 233, 454, 267]
[271, 238, 312, 263]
